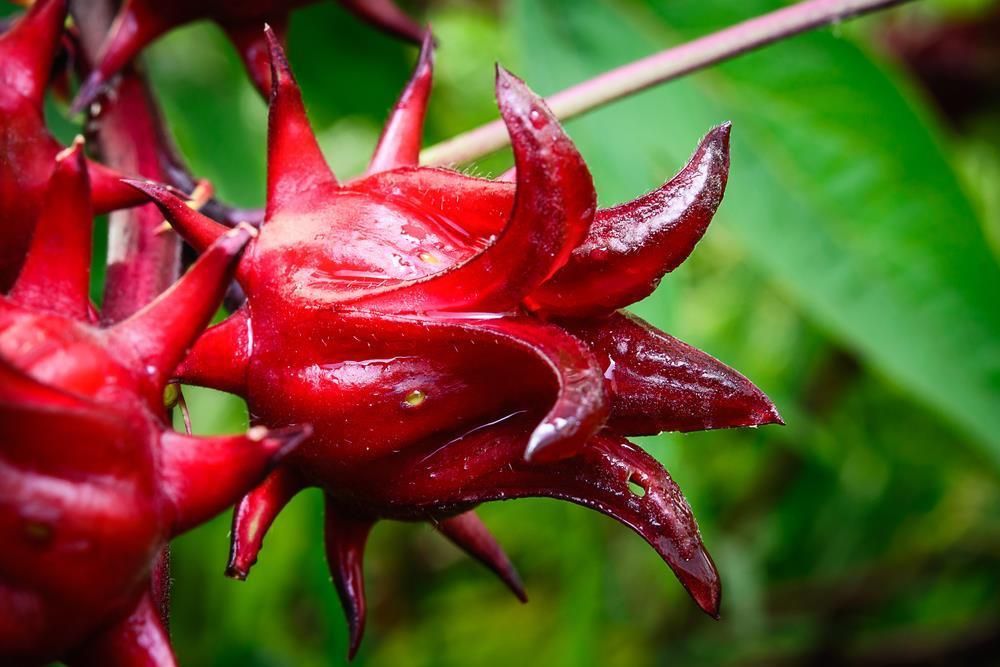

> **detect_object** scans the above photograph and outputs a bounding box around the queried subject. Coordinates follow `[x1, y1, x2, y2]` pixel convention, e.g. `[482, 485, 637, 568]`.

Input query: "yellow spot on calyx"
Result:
[403, 389, 427, 408]
[418, 252, 440, 265]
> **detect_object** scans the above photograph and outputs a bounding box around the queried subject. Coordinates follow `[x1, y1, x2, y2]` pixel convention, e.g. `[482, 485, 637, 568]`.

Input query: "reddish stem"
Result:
[420, 0, 916, 166]
[71, 1, 182, 322]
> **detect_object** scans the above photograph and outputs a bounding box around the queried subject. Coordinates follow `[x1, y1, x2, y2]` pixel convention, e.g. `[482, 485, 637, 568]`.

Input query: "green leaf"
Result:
[511, 0, 1000, 462]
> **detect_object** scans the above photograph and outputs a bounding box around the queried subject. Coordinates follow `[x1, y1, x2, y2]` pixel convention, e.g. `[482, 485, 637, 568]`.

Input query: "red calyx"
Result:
[132, 29, 782, 658]
[0, 142, 307, 666]
[73, 0, 426, 112]
[0, 0, 149, 291]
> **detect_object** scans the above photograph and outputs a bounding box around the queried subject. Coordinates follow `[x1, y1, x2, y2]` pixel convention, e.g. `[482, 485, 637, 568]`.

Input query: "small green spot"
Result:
[403, 389, 427, 408]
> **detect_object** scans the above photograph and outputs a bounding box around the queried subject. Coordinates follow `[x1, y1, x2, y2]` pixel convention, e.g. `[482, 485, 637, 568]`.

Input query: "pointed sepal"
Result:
[223, 15, 288, 99]
[87, 159, 161, 214]
[435, 511, 527, 602]
[367, 32, 434, 174]
[264, 25, 338, 218]
[568, 311, 782, 435]
[10, 138, 93, 320]
[124, 179, 228, 253]
[161, 424, 309, 535]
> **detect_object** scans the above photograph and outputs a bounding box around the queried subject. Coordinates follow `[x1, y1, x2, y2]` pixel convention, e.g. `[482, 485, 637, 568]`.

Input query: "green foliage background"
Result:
[9, 0, 1000, 663]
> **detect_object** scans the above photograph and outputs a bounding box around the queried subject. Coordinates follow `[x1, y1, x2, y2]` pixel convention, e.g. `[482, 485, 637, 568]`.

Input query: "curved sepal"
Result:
[530, 124, 731, 317]
[372, 415, 721, 618]
[567, 311, 782, 435]
[324, 499, 373, 660]
[477, 317, 607, 463]
[0, 358, 129, 475]
[355, 67, 595, 313]
[227, 468, 303, 580]
[0, 357, 95, 411]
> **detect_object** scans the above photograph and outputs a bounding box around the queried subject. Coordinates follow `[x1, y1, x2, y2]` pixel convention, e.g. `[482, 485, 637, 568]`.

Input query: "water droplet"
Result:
[529, 108, 545, 129]
[402, 389, 426, 409]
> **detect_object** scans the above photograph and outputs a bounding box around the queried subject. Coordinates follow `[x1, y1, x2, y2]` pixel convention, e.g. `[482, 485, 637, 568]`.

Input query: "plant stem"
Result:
[72, 1, 182, 323]
[420, 0, 916, 166]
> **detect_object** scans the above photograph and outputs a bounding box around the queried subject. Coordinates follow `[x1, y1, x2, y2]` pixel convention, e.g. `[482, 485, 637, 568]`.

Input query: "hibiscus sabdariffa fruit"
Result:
[132, 29, 782, 657]
[0, 142, 308, 666]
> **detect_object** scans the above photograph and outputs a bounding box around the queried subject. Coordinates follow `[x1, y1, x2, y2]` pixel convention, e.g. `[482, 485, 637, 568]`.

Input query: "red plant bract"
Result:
[0, 141, 307, 666]
[132, 30, 782, 657]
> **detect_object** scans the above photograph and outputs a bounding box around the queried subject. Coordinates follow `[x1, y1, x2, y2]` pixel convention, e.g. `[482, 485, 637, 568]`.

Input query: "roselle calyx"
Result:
[131, 29, 782, 657]
[73, 0, 425, 111]
[0, 142, 308, 666]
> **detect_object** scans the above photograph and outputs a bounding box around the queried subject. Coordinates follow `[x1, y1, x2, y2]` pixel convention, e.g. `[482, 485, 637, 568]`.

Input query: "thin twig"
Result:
[420, 0, 916, 166]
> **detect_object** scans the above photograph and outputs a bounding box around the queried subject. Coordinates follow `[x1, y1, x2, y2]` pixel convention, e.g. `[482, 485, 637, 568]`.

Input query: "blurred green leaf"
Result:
[512, 0, 1000, 464]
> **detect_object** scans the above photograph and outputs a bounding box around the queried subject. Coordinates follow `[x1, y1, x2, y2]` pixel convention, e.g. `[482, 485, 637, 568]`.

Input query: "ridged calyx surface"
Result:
[133, 30, 783, 658]
[74, 0, 425, 111]
[0, 0, 147, 291]
[0, 142, 307, 667]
